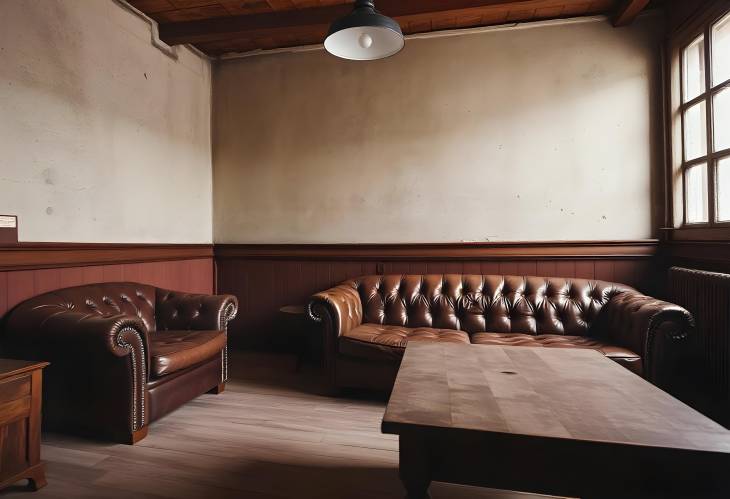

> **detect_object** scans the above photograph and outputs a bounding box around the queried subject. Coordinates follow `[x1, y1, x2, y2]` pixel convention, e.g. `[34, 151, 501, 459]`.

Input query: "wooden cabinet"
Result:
[0, 360, 48, 491]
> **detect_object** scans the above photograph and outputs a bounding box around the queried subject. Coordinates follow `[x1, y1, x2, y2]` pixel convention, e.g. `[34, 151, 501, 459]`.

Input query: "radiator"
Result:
[669, 266, 730, 397]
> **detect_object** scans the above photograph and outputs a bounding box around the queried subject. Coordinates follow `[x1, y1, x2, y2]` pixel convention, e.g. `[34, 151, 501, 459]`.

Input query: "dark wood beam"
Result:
[613, 0, 651, 26]
[158, 0, 546, 46]
[159, 5, 344, 45]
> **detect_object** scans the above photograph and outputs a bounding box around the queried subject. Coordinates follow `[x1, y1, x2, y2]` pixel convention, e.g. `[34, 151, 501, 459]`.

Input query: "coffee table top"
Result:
[382, 343, 730, 454]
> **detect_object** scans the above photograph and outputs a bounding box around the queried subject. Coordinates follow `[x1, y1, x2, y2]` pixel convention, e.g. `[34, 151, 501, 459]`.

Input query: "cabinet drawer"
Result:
[0, 375, 31, 404]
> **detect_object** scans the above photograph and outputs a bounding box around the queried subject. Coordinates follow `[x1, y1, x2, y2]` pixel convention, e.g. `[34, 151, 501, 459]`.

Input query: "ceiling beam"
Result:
[158, 0, 567, 46]
[612, 0, 651, 27]
[159, 4, 346, 45]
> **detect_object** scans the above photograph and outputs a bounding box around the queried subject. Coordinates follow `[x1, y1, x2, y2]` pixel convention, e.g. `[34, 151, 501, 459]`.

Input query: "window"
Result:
[679, 10, 730, 226]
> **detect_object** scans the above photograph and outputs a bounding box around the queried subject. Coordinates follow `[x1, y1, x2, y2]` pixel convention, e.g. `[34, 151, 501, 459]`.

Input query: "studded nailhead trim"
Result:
[220, 302, 237, 382]
[116, 327, 146, 431]
[307, 301, 322, 323]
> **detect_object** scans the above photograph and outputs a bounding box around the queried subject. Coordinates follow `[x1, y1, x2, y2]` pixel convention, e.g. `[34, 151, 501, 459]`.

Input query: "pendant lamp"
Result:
[324, 0, 404, 61]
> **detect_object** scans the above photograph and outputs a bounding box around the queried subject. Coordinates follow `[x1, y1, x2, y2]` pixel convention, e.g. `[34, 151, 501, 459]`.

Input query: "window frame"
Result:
[668, 2, 730, 240]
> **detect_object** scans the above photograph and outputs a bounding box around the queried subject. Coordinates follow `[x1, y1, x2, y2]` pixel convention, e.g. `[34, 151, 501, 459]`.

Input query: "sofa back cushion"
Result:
[8, 282, 158, 333]
[348, 274, 631, 336]
[154, 288, 230, 331]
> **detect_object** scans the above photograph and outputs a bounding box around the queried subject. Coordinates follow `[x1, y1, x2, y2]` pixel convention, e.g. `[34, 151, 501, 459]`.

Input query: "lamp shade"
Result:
[324, 0, 404, 61]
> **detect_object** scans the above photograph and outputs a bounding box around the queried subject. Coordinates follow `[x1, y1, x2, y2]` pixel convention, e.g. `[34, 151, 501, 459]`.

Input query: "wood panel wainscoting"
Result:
[215, 241, 660, 350]
[0, 243, 214, 319]
[660, 240, 730, 274]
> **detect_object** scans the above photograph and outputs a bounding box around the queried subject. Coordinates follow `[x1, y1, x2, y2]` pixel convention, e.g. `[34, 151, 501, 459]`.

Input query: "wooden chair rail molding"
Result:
[214, 240, 660, 261]
[0, 241, 658, 272]
[0, 243, 214, 271]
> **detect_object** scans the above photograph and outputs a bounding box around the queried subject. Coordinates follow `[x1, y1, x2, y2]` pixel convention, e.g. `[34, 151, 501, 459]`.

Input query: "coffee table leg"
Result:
[399, 433, 432, 499]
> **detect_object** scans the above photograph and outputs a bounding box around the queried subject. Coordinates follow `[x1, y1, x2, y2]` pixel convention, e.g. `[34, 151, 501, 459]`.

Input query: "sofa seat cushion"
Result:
[340, 324, 470, 362]
[470, 332, 643, 376]
[149, 330, 226, 377]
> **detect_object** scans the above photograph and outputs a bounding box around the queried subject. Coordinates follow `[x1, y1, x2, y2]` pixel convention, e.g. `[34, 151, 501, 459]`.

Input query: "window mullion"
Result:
[684, 155, 711, 170]
[682, 92, 710, 109]
[680, 82, 688, 225]
[711, 76, 730, 93]
[705, 24, 717, 225]
[682, 168, 689, 225]
[717, 148, 730, 160]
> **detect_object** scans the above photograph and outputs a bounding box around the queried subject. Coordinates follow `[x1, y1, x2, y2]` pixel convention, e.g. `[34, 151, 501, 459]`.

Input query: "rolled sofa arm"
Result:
[308, 283, 363, 338]
[597, 291, 694, 386]
[155, 289, 238, 331]
[4, 308, 149, 438]
[309, 283, 363, 386]
[5, 309, 148, 357]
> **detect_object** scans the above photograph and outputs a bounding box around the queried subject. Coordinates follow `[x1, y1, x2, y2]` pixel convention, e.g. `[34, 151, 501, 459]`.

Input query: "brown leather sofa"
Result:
[2, 283, 237, 444]
[309, 274, 694, 391]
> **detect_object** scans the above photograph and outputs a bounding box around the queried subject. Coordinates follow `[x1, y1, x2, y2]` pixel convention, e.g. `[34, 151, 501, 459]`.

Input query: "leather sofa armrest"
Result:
[5, 309, 148, 359]
[596, 291, 694, 387]
[4, 309, 149, 436]
[309, 283, 363, 388]
[308, 284, 363, 338]
[155, 289, 239, 332]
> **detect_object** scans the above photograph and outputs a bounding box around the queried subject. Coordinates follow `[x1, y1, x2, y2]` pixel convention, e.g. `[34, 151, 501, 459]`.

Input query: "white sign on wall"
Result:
[0, 216, 18, 228]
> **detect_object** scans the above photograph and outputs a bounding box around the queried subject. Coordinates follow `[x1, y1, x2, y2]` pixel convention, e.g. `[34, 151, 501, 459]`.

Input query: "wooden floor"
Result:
[2, 353, 563, 499]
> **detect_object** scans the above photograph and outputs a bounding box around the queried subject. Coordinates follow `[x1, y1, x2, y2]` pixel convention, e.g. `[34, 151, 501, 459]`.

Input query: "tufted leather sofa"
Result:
[2, 283, 237, 444]
[309, 274, 694, 391]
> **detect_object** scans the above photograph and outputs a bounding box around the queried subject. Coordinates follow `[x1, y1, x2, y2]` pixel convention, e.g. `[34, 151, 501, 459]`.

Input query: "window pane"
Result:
[686, 163, 709, 223]
[683, 35, 705, 102]
[684, 100, 708, 160]
[717, 157, 730, 221]
[715, 87, 730, 151]
[712, 12, 730, 85]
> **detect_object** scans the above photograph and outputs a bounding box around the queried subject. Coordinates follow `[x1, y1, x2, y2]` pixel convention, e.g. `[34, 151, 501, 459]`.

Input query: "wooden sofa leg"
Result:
[127, 426, 149, 445]
[208, 382, 225, 394]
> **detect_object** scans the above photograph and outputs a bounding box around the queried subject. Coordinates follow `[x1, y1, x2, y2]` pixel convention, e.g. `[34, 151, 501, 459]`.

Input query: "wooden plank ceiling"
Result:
[128, 0, 656, 56]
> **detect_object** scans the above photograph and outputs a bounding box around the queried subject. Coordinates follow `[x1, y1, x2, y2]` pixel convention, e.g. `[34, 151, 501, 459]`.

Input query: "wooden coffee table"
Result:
[382, 343, 730, 499]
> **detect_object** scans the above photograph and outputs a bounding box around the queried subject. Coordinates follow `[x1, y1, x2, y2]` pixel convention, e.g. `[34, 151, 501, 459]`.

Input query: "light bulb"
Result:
[358, 33, 373, 49]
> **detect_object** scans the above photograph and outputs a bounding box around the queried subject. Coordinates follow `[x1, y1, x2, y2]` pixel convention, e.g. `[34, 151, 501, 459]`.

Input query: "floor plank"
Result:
[2, 352, 564, 498]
